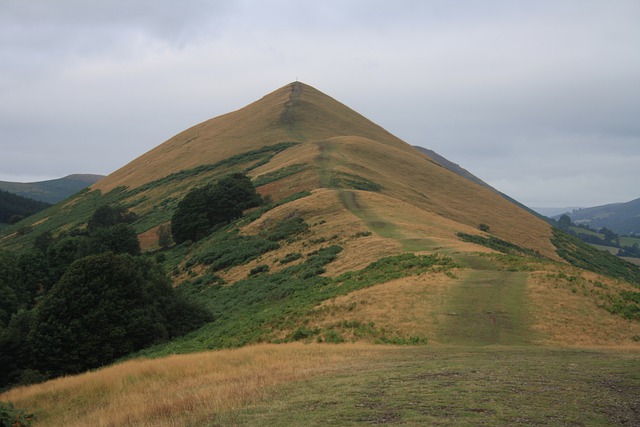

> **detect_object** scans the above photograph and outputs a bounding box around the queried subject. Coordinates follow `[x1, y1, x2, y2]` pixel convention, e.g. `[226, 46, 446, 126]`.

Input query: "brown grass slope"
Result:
[92, 81, 554, 258]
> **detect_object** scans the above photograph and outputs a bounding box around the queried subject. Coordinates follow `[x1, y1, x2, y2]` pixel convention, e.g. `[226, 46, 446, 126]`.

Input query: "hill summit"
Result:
[89, 81, 556, 259]
[2, 81, 639, 353]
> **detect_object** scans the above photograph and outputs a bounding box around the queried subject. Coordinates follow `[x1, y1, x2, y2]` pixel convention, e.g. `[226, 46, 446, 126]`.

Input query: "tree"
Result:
[157, 223, 173, 248]
[87, 204, 137, 233]
[26, 253, 210, 377]
[171, 186, 210, 244]
[79, 223, 141, 257]
[205, 173, 263, 225]
[171, 173, 262, 244]
[599, 227, 619, 245]
[558, 214, 572, 230]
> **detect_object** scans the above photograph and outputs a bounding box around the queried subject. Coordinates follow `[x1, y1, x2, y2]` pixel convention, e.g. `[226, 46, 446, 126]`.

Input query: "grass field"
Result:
[3, 344, 638, 426]
[228, 346, 640, 426]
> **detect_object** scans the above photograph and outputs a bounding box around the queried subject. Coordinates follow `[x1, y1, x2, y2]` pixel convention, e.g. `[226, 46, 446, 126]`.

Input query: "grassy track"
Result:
[225, 346, 640, 426]
[438, 268, 532, 346]
[339, 190, 434, 252]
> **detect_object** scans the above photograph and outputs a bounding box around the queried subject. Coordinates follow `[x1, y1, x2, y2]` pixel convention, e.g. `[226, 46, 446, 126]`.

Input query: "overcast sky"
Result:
[1, 0, 638, 208]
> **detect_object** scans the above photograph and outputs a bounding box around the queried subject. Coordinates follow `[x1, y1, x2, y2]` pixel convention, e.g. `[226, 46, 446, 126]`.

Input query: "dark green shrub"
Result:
[171, 173, 262, 244]
[0, 401, 36, 427]
[87, 204, 137, 233]
[260, 217, 309, 242]
[457, 232, 541, 258]
[249, 265, 270, 276]
[279, 252, 302, 264]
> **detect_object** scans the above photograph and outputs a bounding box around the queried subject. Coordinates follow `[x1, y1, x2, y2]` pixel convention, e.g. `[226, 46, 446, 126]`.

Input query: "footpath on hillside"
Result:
[437, 255, 533, 346]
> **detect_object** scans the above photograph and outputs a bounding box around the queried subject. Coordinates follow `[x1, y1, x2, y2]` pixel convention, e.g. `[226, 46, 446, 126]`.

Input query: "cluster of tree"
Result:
[0, 205, 210, 389]
[619, 243, 640, 258]
[554, 214, 640, 258]
[0, 190, 50, 224]
[171, 173, 263, 244]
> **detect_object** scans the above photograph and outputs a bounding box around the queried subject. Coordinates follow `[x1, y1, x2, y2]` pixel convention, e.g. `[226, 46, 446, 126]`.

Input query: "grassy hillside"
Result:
[1, 82, 638, 425]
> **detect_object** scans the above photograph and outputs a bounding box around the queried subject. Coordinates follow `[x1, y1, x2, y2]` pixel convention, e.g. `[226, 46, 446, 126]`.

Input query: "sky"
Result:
[1, 0, 639, 208]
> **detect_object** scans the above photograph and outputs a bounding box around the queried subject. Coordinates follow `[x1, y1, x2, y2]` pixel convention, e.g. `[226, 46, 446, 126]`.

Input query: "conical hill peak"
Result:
[93, 82, 407, 193]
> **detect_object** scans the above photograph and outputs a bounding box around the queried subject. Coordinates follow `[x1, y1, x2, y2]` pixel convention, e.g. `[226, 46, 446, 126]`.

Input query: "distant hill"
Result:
[533, 207, 583, 218]
[564, 198, 640, 235]
[0, 174, 104, 204]
[0, 189, 50, 223]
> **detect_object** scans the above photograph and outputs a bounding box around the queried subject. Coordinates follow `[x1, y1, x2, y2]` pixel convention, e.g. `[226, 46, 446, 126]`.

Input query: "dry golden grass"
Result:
[92, 82, 406, 194]
[307, 270, 459, 342]
[0, 343, 382, 427]
[527, 267, 640, 348]
[89, 81, 555, 259]
[137, 224, 162, 252]
[237, 188, 493, 281]
[239, 189, 404, 277]
[310, 135, 558, 259]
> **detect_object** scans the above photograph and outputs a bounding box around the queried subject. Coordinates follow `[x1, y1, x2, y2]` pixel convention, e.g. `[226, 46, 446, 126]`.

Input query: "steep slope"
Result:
[93, 82, 406, 194]
[1, 81, 637, 354]
[84, 82, 556, 259]
[2, 82, 639, 427]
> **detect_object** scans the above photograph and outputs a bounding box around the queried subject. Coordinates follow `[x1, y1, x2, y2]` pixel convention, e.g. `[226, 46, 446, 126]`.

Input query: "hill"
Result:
[1, 82, 639, 423]
[0, 190, 50, 224]
[0, 174, 104, 204]
[564, 197, 640, 235]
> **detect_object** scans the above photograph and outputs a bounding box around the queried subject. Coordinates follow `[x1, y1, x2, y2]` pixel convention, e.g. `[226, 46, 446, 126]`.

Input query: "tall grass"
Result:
[0, 344, 371, 427]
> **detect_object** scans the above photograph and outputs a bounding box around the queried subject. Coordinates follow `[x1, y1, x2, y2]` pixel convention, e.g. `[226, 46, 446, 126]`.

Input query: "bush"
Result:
[0, 401, 36, 427]
[249, 265, 270, 276]
[279, 252, 302, 264]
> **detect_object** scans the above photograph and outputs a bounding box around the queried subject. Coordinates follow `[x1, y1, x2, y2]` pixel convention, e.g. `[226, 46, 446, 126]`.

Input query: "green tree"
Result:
[558, 214, 572, 230]
[0, 251, 20, 327]
[26, 253, 210, 377]
[157, 223, 173, 248]
[171, 173, 262, 244]
[599, 227, 619, 245]
[87, 204, 137, 233]
[79, 223, 141, 257]
[171, 186, 210, 244]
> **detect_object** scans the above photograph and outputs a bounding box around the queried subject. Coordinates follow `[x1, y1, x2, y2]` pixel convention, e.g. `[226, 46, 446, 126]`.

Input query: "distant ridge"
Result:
[565, 197, 640, 235]
[0, 174, 104, 204]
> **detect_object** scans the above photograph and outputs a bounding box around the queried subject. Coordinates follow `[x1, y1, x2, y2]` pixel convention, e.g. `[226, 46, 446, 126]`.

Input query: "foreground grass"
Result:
[2, 344, 638, 426]
[229, 346, 640, 426]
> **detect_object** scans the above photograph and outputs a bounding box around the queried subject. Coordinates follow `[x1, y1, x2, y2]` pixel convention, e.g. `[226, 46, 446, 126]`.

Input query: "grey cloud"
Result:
[1, 0, 638, 208]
